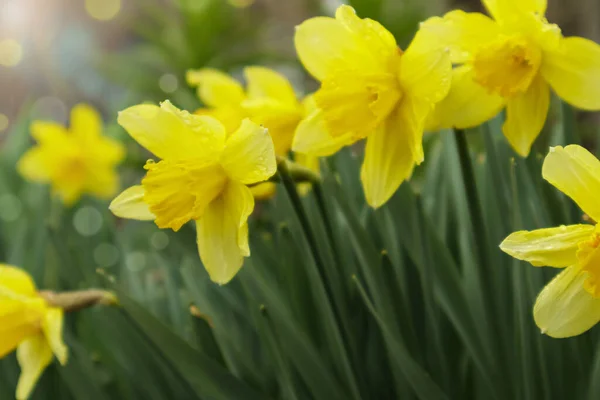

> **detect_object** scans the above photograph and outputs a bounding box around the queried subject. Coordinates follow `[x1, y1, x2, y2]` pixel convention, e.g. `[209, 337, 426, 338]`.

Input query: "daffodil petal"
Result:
[542, 145, 600, 222]
[70, 103, 101, 140]
[0, 265, 38, 296]
[361, 98, 429, 208]
[221, 119, 277, 185]
[30, 121, 69, 144]
[503, 73, 550, 157]
[42, 308, 67, 365]
[186, 68, 245, 107]
[17, 149, 51, 183]
[0, 300, 44, 359]
[84, 169, 120, 199]
[534, 263, 600, 338]
[294, 5, 396, 81]
[109, 185, 156, 221]
[426, 66, 505, 131]
[500, 224, 594, 267]
[244, 66, 298, 106]
[241, 67, 302, 155]
[196, 182, 254, 284]
[399, 31, 452, 103]
[419, 11, 501, 64]
[118, 101, 226, 161]
[292, 107, 357, 157]
[541, 36, 600, 111]
[483, 0, 547, 21]
[16, 334, 53, 400]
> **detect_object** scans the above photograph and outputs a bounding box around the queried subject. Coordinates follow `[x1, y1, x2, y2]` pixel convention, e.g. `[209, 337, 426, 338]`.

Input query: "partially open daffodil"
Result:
[501, 145, 600, 338]
[18, 104, 124, 205]
[421, 0, 600, 156]
[110, 101, 276, 284]
[187, 67, 320, 199]
[292, 5, 451, 208]
[0, 265, 68, 400]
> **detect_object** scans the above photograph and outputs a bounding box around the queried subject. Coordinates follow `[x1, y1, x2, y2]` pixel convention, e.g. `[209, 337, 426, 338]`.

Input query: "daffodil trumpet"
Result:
[501, 145, 600, 338]
[422, 0, 600, 157]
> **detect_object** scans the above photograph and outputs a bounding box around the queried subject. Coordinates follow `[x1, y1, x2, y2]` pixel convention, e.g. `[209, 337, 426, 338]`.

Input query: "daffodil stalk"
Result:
[39, 289, 118, 312]
[278, 158, 360, 398]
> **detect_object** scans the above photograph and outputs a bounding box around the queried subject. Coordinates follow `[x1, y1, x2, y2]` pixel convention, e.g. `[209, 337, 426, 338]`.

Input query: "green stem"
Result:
[453, 129, 489, 268]
[278, 162, 361, 400]
[454, 128, 507, 397]
[313, 183, 341, 263]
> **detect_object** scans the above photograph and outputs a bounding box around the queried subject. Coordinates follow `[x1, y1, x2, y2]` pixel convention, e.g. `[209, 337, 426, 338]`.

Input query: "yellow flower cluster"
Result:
[7, 8, 600, 395]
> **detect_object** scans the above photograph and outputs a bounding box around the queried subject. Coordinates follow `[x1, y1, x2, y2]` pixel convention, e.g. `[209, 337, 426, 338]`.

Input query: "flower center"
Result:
[315, 69, 402, 138]
[142, 159, 228, 231]
[578, 231, 600, 298]
[471, 36, 541, 98]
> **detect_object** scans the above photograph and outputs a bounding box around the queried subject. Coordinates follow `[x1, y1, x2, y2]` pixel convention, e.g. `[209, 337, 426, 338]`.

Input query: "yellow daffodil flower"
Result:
[0, 265, 68, 400]
[109, 101, 277, 284]
[186, 66, 320, 198]
[421, 0, 600, 157]
[500, 145, 600, 338]
[17, 104, 125, 205]
[291, 5, 451, 208]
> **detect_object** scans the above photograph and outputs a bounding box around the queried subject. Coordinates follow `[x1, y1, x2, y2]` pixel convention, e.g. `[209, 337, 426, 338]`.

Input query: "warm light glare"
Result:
[85, 0, 121, 21]
[0, 39, 23, 67]
[0, 114, 8, 132]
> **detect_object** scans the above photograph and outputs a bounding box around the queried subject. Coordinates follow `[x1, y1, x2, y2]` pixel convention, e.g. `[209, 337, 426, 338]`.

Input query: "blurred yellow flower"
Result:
[110, 101, 277, 284]
[186, 67, 320, 198]
[292, 5, 451, 208]
[0, 265, 68, 400]
[500, 145, 600, 338]
[421, 0, 600, 156]
[18, 104, 125, 205]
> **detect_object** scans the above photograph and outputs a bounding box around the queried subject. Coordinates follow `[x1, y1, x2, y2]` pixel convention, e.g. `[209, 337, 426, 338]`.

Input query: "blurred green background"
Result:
[3, 0, 600, 399]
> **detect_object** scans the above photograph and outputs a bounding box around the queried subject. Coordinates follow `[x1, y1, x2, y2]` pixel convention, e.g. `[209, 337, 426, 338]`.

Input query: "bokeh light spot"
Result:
[85, 0, 121, 21]
[0, 39, 23, 67]
[0, 194, 22, 222]
[0, 114, 9, 132]
[126, 251, 147, 272]
[150, 231, 169, 250]
[73, 206, 103, 236]
[159, 73, 178, 93]
[94, 243, 119, 267]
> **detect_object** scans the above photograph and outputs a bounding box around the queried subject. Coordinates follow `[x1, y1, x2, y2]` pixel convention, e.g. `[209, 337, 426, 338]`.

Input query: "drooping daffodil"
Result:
[421, 0, 600, 156]
[18, 104, 125, 205]
[501, 145, 600, 338]
[186, 66, 320, 198]
[291, 5, 451, 208]
[109, 101, 277, 284]
[0, 265, 68, 400]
